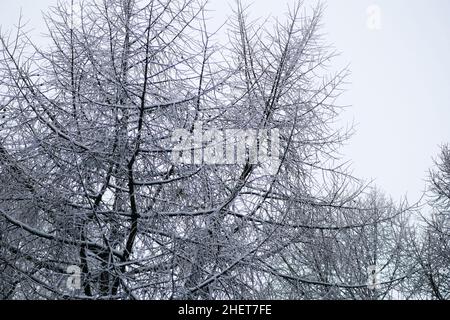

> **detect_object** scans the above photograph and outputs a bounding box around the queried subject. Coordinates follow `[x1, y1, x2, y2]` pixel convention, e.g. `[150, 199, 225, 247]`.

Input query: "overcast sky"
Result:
[1, 0, 449, 205]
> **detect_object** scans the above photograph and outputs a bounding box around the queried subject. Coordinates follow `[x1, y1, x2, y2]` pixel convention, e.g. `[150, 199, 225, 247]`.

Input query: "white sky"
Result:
[1, 0, 449, 205]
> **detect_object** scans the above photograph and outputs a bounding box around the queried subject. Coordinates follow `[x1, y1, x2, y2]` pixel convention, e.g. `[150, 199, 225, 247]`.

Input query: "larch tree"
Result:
[0, 0, 416, 300]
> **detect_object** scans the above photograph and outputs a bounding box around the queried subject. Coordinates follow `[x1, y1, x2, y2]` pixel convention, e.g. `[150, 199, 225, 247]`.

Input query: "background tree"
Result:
[408, 145, 450, 300]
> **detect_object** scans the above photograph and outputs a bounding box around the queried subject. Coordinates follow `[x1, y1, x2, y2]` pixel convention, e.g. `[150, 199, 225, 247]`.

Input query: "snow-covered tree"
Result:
[0, 0, 417, 300]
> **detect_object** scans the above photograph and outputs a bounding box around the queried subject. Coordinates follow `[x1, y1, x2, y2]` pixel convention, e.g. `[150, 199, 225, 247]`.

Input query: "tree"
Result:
[411, 145, 450, 300]
[0, 0, 416, 300]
